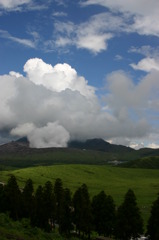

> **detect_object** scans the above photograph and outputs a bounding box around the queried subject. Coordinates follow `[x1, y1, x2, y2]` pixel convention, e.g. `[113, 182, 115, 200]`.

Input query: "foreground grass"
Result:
[0, 213, 76, 240]
[0, 164, 159, 226]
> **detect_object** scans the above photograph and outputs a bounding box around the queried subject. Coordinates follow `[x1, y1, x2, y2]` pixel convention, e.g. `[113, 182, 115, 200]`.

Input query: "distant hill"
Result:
[0, 138, 29, 154]
[16, 137, 29, 144]
[137, 147, 159, 158]
[68, 138, 134, 153]
[121, 156, 159, 169]
[0, 137, 158, 169]
[0, 137, 134, 154]
[0, 137, 158, 159]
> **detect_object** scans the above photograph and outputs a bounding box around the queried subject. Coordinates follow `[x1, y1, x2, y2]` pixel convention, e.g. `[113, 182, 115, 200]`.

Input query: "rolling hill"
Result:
[0, 138, 159, 227]
[68, 138, 134, 153]
[0, 138, 159, 169]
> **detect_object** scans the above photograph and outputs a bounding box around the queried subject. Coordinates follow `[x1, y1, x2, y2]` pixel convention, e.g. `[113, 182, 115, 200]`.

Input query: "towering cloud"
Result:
[0, 58, 158, 148]
[24, 58, 95, 98]
[11, 122, 70, 148]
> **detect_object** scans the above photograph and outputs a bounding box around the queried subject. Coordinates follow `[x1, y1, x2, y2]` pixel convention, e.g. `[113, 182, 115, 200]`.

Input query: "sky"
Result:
[0, 0, 159, 149]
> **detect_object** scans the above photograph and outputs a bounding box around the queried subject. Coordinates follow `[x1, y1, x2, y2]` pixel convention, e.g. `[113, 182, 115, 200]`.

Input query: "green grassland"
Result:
[121, 156, 159, 169]
[0, 147, 141, 169]
[0, 150, 113, 169]
[1, 164, 159, 226]
[0, 213, 77, 240]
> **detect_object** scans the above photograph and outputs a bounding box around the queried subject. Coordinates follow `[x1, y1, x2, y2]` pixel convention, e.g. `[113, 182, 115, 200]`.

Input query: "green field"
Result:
[0, 148, 140, 170]
[1, 164, 159, 226]
[0, 213, 75, 240]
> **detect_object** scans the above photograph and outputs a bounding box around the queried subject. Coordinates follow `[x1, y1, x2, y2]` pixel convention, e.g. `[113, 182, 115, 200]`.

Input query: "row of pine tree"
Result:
[0, 175, 158, 239]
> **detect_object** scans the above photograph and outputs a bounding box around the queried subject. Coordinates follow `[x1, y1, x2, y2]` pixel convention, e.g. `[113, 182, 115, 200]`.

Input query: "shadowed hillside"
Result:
[0, 138, 159, 169]
[68, 138, 134, 153]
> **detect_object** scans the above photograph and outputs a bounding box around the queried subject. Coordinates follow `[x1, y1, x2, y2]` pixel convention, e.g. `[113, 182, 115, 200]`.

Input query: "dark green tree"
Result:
[147, 194, 159, 239]
[73, 186, 83, 236]
[105, 195, 116, 236]
[73, 184, 92, 239]
[92, 191, 115, 237]
[21, 178, 34, 219]
[31, 185, 45, 229]
[4, 175, 21, 220]
[81, 184, 92, 239]
[43, 181, 56, 231]
[54, 178, 64, 224]
[0, 184, 5, 213]
[115, 189, 143, 240]
[59, 188, 73, 235]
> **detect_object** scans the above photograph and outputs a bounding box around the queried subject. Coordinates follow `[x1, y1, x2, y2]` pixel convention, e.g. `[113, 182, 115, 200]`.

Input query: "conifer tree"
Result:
[54, 178, 64, 224]
[4, 175, 21, 220]
[147, 194, 159, 239]
[43, 181, 56, 231]
[92, 191, 115, 237]
[73, 184, 92, 239]
[81, 184, 92, 239]
[31, 185, 45, 229]
[0, 184, 4, 213]
[59, 188, 73, 235]
[21, 178, 34, 219]
[73, 186, 83, 235]
[115, 189, 143, 240]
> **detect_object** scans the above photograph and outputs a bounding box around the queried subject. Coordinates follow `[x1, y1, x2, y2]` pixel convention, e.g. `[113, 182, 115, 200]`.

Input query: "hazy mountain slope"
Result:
[68, 138, 134, 153]
[0, 138, 158, 169]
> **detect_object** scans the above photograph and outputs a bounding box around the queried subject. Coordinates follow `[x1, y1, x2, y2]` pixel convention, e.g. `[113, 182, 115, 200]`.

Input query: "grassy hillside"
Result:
[0, 164, 159, 225]
[0, 148, 140, 170]
[0, 213, 77, 240]
[1, 139, 159, 170]
[121, 156, 159, 169]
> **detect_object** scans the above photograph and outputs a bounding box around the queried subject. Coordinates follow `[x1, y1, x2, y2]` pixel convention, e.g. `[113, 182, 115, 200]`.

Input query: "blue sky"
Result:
[0, 0, 159, 149]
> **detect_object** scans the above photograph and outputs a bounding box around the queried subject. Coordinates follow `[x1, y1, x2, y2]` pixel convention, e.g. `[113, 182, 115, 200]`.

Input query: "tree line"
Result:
[0, 175, 158, 239]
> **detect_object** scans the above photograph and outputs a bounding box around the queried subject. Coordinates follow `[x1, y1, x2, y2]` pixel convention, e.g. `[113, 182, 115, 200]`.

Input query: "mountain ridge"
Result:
[0, 137, 135, 153]
[0, 137, 158, 158]
[0, 137, 159, 169]
[68, 138, 134, 153]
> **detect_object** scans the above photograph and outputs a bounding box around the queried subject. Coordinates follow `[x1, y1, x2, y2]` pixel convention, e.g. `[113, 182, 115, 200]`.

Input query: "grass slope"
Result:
[0, 149, 122, 169]
[121, 156, 159, 169]
[0, 213, 77, 240]
[0, 147, 143, 172]
[1, 140, 159, 170]
[1, 164, 159, 226]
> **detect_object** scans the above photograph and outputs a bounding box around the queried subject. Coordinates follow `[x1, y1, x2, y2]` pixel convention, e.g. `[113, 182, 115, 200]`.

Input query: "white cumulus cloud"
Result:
[147, 143, 159, 149]
[130, 57, 159, 72]
[24, 58, 95, 98]
[53, 13, 123, 54]
[0, 0, 31, 10]
[0, 58, 159, 148]
[82, 0, 159, 37]
[11, 123, 35, 137]
[11, 122, 70, 148]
